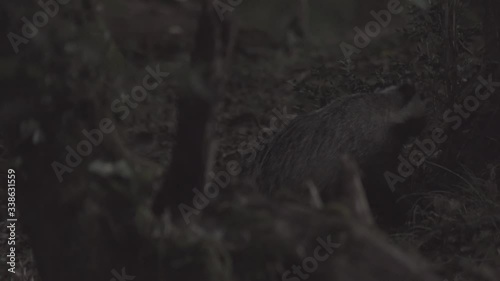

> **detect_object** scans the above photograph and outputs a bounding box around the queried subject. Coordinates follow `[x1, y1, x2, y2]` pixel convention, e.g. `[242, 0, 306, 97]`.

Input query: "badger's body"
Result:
[253, 85, 426, 224]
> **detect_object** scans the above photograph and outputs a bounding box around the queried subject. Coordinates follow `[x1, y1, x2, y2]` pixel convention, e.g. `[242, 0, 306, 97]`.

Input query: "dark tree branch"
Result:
[152, 0, 230, 217]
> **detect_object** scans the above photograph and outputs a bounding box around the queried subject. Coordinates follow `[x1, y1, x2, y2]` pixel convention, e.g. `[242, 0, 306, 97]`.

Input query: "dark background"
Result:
[0, 0, 499, 280]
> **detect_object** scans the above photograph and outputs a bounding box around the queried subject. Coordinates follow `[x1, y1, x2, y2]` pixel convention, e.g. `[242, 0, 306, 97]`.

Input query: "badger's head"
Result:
[378, 83, 428, 139]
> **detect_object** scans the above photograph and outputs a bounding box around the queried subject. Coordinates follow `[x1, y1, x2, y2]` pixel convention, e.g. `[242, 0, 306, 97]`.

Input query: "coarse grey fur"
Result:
[252, 84, 427, 224]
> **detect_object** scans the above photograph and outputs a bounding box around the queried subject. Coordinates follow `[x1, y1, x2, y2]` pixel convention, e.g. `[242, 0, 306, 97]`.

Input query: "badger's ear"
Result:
[399, 83, 416, 104]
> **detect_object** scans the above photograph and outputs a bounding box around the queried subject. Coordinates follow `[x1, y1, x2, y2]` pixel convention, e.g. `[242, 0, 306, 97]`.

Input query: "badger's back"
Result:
[253, 84, 426, 220]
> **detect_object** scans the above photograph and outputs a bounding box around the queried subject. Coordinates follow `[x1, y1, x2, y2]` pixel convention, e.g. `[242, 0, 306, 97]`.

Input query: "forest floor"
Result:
[123, 11, 500, 280]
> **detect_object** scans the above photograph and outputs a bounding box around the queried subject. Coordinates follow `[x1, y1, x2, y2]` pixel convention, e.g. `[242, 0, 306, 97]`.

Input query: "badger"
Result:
[252, 84, 427, 225]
